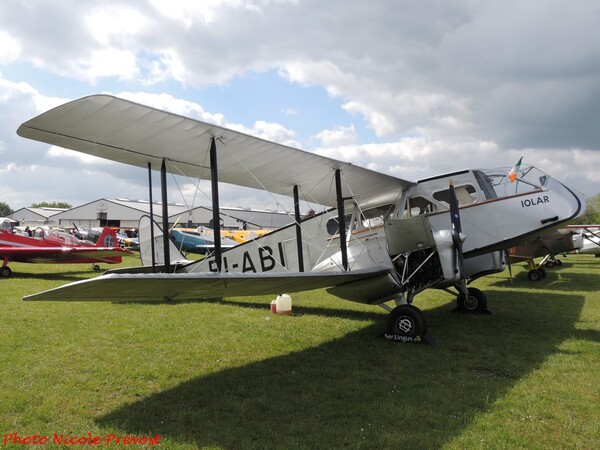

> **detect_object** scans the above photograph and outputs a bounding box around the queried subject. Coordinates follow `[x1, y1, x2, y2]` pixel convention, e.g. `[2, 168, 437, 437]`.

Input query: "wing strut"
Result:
[293, 185, 305, 272]
[335, 169, 349, 271]
[160, 159, 171, 272]
[147, 162, 156, 272]
[210, 137, 222, 272]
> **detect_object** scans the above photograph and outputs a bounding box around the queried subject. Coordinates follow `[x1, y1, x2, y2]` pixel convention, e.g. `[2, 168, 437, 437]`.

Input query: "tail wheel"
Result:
[456, 287, 488, 313]
[545, 260, 555, 268]
[387, 304, 428, 338]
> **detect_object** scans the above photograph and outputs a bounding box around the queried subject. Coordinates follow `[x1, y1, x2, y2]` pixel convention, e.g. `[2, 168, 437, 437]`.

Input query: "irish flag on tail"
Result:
[508, 156, 523, 183]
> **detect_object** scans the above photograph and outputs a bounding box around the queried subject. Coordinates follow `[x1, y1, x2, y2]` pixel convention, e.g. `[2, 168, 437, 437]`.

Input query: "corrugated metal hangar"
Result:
[9, 198, 293, 230]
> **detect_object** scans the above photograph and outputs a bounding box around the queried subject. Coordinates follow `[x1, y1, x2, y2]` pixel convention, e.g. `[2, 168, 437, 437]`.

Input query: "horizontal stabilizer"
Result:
[23, 267, 391, 302]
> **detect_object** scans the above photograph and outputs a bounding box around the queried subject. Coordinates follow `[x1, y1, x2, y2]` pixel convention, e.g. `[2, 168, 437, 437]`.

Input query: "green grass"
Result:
[1, 254, 599, 449]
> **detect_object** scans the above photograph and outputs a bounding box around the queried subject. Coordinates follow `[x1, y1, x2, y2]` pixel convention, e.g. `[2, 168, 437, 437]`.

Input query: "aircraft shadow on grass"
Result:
[490, 263, 600, 293]
[96, 290, 591, 449]
[10, 270, 105, 283]
[124, 296, 387, 323]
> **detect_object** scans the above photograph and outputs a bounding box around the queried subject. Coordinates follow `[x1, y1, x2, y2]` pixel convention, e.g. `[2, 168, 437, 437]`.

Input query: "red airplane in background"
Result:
[0, 217, 133, 278]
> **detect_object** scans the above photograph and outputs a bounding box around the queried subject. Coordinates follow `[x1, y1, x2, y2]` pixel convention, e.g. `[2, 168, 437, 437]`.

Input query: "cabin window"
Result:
[405, 196, 437, 217]
[361, 204, 395, 227]
[433, 184, 478, 207]
[326, 214, 355, 236]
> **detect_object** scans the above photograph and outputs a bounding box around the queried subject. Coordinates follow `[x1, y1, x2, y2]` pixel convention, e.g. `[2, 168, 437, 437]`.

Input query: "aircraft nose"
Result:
[546, 176, 586, 223]
[576, 192, 588, 219]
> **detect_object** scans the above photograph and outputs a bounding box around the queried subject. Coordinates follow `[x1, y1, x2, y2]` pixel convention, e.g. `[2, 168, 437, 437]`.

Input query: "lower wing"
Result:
[24, 267, 390, 302]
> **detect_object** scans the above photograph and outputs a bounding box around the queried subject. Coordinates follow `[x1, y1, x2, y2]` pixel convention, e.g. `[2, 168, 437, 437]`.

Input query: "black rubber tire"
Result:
[528, 269, 542, 281]
[387, 304, 428, 338]
[0, 266, 11, 277]
[456, 287, 488, 313]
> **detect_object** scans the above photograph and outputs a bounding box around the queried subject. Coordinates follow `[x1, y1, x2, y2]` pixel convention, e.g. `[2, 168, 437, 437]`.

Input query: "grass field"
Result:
[1, 253, 599, 449]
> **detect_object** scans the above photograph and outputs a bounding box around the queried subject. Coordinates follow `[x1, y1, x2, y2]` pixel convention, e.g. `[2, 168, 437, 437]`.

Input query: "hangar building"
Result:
[9, 206, 68, 226]
[10, 198, 292, 230]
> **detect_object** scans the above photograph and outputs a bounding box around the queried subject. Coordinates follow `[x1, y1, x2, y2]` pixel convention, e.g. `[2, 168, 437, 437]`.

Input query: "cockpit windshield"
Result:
[0, 218, 14, 232]
[475, 165, 549, 199]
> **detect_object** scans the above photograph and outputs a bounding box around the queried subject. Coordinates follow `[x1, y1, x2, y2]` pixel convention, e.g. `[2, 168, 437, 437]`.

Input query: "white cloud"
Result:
[1, 0, 599, 211]
[314, 124, 356, 147]
[0, 31, 21, 64]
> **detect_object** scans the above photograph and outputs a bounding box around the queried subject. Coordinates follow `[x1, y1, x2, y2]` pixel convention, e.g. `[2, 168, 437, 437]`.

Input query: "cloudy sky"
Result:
[1, 0, 599, 213]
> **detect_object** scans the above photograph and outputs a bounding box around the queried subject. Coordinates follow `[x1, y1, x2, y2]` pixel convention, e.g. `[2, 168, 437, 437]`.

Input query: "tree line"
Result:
[0, 201, 73, 217]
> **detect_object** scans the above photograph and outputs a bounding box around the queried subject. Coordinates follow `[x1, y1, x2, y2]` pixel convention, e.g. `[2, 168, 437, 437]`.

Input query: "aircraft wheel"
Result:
[539, 267, 547, 278]
[387, 305, 428, 339]
[545, 260, 555, 268]
[0, 266, 12, 278]
[527, 269, 543, 281]
[93, 264, 101, 272]
[555, 259, 563, 266]
[456, 287, 488, 313]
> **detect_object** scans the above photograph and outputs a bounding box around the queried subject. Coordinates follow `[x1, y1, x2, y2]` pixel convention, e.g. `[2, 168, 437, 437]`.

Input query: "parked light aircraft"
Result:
[566, 225, 600, 256]
[221, 228, 273, 243]
[507, 228, 583, 281]
[0, 218, 133, 277]
[171, 226, 238, 254]
[16, 95, 586, 340]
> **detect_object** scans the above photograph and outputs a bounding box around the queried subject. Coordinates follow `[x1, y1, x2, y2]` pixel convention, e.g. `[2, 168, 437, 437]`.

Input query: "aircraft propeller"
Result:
[169, 216, 182, 233]
[448, 181, 468, 297]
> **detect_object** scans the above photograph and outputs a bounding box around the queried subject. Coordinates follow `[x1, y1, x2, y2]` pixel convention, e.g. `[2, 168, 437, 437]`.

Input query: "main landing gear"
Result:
[455, 286, 489, 313]
[387, 304, 428, 341]
[527, 267, 546, 281]
[526, 255, 564, 281]
[382, 299, 433, 344]
[1, 265, 12, 278]
[382, 286, 491, 344]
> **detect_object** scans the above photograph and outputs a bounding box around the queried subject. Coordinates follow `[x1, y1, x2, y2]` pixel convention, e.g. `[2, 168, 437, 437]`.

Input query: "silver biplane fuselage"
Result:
[185, 165, 583, 307]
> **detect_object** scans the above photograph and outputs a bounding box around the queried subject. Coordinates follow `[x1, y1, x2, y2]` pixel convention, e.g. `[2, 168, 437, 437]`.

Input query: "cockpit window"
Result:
[433, 184, 478, 206]
[361, 204, 395, 227]
[480, 165, 549, 197]
[0, 219, 13, 232]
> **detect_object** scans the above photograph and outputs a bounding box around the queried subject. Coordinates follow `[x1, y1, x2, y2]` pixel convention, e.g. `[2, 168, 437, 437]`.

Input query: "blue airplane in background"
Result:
[170, 226, 238, 255]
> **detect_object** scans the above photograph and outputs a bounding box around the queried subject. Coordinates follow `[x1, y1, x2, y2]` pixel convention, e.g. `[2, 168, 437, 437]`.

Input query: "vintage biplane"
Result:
[16, 95, 585, 340]
[0, 218, 132, 277]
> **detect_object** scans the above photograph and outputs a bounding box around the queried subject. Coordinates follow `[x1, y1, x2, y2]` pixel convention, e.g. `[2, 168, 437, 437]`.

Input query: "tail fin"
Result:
[138, 215, 187, 266]
[96, 227, 119, 248]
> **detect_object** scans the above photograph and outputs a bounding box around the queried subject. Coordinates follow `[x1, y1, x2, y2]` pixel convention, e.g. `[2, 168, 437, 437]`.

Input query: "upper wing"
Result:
[24, 267, 391, 302]
[17, 94, 414, 207]
[1, 246, 130, 264]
